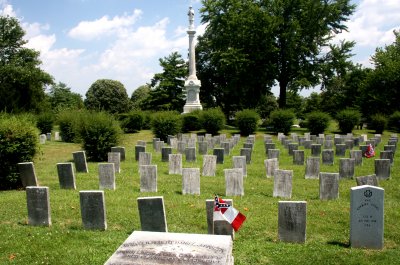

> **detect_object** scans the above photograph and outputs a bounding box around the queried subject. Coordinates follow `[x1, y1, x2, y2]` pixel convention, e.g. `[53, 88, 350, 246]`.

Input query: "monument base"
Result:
[183, 103, 203, 114]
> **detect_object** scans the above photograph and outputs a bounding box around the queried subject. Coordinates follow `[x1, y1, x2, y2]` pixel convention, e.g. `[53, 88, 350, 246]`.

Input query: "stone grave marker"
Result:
[168, 154, 182, 175]
[335, 144, 347, 156]
[154, 141, 164, 152]
[240, 148, 252, 164]
[339, 158, 355, 179]
[224, 168, 244, 196]
[207, 138, 214, 150]
[360, 145, 368, 157]
[311, 144, 321, 157]
[170, 138, 178, 149]
[188, 138, 196, 148]
[54, 131, 60, 141]
[319, 173, 339, 200]
[56, 163, 76, 189]
[108, 152, 121, 173]
[98, 163, 115, 190]
[265, 158, 279, 178]
[316, 137, 324, 145]
[273, 170, 293, 198]
[197, 135, 205, 142]
[384, 145, 396, 155]
[243, 142, 253, 151]
[177, 141, 186, 154]
[18, 162, 38, 187]
[26, 186, 51, 226]
[202, 155, 217, 177]
[325, 135, 333, 141]
[324, 140, 333, 149]
[293, 150, 305, 165]
[375, 159, 390, 180]
[198, 141, 208, 155]
[304, 132, 310, 140]
[104, 231, 233, 265]
[350, 185, 384, 249]
[138, 152, 152, 167]
[268, 149, 280, 160]
[185, 147, 197, 162]
[152, 138, 160, 149]
[161, 147, 172, 162]
[380, 150, 393, 165]
[233, 156, 247, 177]
[278, 201, 307, 243]
[182, 168, 200, 195]
[139, 165, 157, 192]
[111, 146, 126, 161]
[222, 142, 231, 155]
[334, 137, 344, 145]
[46, 132, 51, 141]
[135, 145, 146, 161]
[288, 143, 298, 156]
[137, 140, 146, 147]
[322, 149, 334, 165]
[72, 151, 89, 173]
[305, 157, 320, 179]
[79, 190, 107, 230]
[39, 134, 46, 144]
[214, 148, 225, 164]
[303, 140, 312, 149]
[345, 140, 354, 150]
[206, 199, 233, 235]
[137, 196, 167, 232]
[265, 143, 275, 155]
[350, 150, 363, 166]
[213, 219, 234, 240]
[356, 174, 379, 186]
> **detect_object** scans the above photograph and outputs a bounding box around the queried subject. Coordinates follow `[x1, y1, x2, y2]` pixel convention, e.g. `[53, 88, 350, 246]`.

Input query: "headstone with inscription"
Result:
[375, 159, 391, 180]
[72, 151, 89, 173]
[335, 144, 346, 156]
[356, 174, 379, 186]
[268, 149, 280, 160]
[339, 158, 355, 179]
[198, 141, 208, 155]
[293, 150, 305, 165]
[322, 149, 334, 165]
[56, 163, 76, 189]
[224, 168, 244, 196]
[177, 141, 186, 154]
[185, 147, 197, 162]
[161, 147, 172, 162]
[168, 154, 182, 175]
[305, 157, 320, 179]
[311, 144, 321, 157]
[18, 162, 39, 187]
[79, 190, 107, 230]
[202, 155, 217, 177]
[214, 148, 224, 164]
[138, 152, 152, 167]
[273, 170, 293, 199]
[380, 151, 394, 165]
[350, 150, 363, 166]
[182, 168, 200, 195]
[135, 145, 146, 161]
[319, 173, 339, 200]
[233, 156, 247, 177]
[39, 134, 46, 144]
[108, 152, 121, 173]
[350, 185, 384, 249]
[139, 165, 157, 192]
[240, 148, 252, 164]
[288, 143, 298, 156]
[137, 196, 167, 232]
[111, 146, 126, 161]
[265, 158, 279, 178]
[98, 163, 115, 190]
[26, 186, 51, 226]
[278, 201, 307, 243]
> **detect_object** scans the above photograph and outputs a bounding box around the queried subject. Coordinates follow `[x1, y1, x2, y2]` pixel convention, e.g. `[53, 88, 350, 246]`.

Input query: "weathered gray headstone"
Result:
[380, 150, 394, 165]
[319, 173, 339, 200]
[374, 159, 391, 180]
[222, 141, 231, 155]
[298, 137, 306, 146]
[138, 152, 152, 167]
[335, 144, 347, 156]
[108, 152, 121, 173]
[350, 150, 363, 166]
[187, 138, 196, 148]
[345, 140, 354, 150]
[356, 174, 379, 186]
[265, 158, 279, 178]
[206, 199, 233, 235]
[137, 196, 167, 232]
[182, 168, 200, 195]
[265, 143, 276, 155]
[303, 140, 312, 149]
[54, 131, 60, 141]
[316, 137, 324, 145]
[154, 141, 164, 152]
[137, 140, 146, 147]
[214, 148, 224, 164]
[224, 168, 244, 196]
[268, 149, 280, 160]
[152, 138, 160, 149]
[240, 148, 252, 164]
[72, 151, 88, 173]
[202, 155, 217, 177]
[56, 163, 76, 189]
[104, 231, 233, 265]
[168, 154, 182, 175]
[360, 145, 368, 157]
[321, 149, 334, 165]
[111, 146, 126, 161]
[288, 143, 298, 156]
[278, 201, 307, 243]
[305, 157, 320, 179]
[39, 134, 46, 144]
[177, 141, 186, 154]
[293, 150, 305, 165]
[273, 170, 293, 198]
[26, 186, 51, 226]
[350, 185, 384, 249]
[46, 132, 51, 141]
[135, 145, 146, 161]
[161, 147, 172, 162]
[170, 138, 178, 149]
[324, 140, 333, 149]
[339, 158, 355, 179]
[198, 141, 208, 155]
[98, 163, 115, 190]
[79, 190, 107, 230]
[185, 147, 197, 162]
[139, 165, 157, 192]
[233, 156, 247, 177]
[311, 144, 321, 156]
[334, 137, 344, 145]
[18, 162, 38, 187]
[213, 220, 234, 240]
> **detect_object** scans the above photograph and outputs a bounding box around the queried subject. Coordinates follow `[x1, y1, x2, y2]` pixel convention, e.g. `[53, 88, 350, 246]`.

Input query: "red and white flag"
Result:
[214, 195, 246, 232]
[365, 143, 375, 158]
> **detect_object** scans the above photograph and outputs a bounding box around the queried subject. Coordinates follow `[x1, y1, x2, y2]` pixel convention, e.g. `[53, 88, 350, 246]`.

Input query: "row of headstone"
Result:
[39, 132, 61, 144]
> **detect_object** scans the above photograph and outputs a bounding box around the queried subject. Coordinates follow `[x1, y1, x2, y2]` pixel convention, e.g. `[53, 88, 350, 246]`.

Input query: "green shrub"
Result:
[306, 111, 330, 135]
[120, 111, 144, 133]
[151, 111, 182, 142]
[142, 111, 153, 130]
[200, 108, 225, 135]
[0, 114, 38, 190]
[336, 109, 361, 133]
[79, 112, 122, 161]
[182, 110, 202, 133]
[36, 112, 54, 134]
[57, 110, 83, 143]
[235, 109, 260, 136]
[369, 114, 387, 134]
[388, 111, 400, 132]
[269, 109, 295, 135]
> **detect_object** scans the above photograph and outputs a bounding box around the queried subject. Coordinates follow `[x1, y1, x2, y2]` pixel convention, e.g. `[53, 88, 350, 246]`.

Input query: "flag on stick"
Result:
[365, 143, 375, 158]
[214, 195, 246, 232]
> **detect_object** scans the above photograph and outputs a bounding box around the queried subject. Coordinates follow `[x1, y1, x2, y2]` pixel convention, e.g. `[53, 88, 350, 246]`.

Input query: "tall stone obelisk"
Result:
[183, 6, 202, 113]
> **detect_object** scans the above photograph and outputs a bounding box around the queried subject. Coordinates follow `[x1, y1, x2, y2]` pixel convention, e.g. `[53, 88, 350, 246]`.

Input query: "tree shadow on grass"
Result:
[327, 241, 350, 248]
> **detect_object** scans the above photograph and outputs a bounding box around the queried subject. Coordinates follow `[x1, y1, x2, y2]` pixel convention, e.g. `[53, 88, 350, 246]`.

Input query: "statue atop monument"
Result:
[188, 6, 195, 30]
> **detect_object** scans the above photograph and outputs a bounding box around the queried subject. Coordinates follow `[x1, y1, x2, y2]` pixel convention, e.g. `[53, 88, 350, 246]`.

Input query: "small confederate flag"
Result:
[214, 195, 246, 232]
[365, 143, 375, 158]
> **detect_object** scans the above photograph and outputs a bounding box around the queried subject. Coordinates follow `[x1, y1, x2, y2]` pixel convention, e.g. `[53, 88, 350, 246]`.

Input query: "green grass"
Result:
[1, 129, 400, 264]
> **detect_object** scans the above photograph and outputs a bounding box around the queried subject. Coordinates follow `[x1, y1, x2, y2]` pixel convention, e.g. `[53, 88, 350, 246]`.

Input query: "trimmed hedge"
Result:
[151, 111, 182, 142]
[0, 114, 38, 190]
[369, 114, 387, 134]
[36, 112, 54, 134]
[120, 111, 144, 133]
[336, 109, 361, 133]
[269, 109, 295, 135]
[235, 109, 260, 136]
[388, 111, 400, 132]
[57, 110, 83, 143]
[200, 108, 225, 135]
[182, 110, 202, 133]
[306, 111, 330, 135]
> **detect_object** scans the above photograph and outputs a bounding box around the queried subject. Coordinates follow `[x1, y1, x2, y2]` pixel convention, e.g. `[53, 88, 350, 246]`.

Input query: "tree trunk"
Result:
[278, 79, 288, 109]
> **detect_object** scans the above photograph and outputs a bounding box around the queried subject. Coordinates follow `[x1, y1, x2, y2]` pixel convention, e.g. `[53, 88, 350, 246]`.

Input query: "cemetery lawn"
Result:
[1, 129, 400, 265]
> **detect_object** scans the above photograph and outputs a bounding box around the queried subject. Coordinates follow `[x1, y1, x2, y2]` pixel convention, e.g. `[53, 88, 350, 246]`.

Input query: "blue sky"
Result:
[1, 0, 399, 98]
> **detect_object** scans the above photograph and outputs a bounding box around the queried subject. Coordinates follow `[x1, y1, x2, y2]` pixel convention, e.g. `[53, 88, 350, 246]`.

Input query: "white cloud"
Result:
[0, 0, 16, 17]
[68, 9, 142, 40]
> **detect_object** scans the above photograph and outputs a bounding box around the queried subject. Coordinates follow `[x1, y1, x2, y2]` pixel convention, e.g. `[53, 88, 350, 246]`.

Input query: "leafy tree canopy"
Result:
[47, 82, 83, 111]
[130, 84, 150, 110]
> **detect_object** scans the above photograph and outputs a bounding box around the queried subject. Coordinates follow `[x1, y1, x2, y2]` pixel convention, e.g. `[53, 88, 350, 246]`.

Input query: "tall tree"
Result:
[142, 52, 187, 111]
[48, 82, 83, 111]
[198, 0, 355, 109]
[130, 84, 150, 110]
[0, 16, 53, 113]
